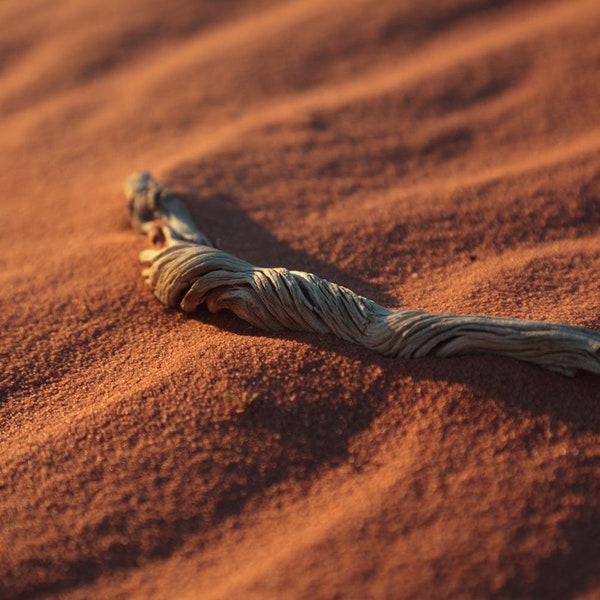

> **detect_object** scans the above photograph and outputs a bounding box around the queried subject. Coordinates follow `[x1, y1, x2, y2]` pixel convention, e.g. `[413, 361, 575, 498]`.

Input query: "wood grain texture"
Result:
[126, 172, 600, 376]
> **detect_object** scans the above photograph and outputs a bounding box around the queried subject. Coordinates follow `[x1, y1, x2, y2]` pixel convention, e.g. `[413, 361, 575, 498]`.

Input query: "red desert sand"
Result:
[1, 1, 599, 598]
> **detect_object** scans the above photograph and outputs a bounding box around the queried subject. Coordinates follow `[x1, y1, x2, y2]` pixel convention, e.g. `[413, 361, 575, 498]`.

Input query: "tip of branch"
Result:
[124, 171, 165, 235]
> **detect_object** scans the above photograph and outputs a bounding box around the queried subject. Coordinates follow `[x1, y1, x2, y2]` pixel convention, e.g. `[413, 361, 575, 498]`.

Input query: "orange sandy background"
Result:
[1, 1, 599, 598]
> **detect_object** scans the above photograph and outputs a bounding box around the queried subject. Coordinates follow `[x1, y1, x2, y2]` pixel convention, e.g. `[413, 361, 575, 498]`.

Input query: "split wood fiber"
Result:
[125, 172, 600, 376]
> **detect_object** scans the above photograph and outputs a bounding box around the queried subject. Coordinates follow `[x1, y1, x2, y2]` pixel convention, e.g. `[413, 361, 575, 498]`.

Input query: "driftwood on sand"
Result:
[125, 172, 600, 377]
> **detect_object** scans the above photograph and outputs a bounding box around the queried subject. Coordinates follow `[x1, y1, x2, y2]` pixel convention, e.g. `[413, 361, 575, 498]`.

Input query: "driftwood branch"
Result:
[125, 172, 600, 376]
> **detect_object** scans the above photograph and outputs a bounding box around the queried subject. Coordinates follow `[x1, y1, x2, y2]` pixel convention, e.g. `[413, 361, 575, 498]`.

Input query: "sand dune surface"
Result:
[1, 1, 599, 598]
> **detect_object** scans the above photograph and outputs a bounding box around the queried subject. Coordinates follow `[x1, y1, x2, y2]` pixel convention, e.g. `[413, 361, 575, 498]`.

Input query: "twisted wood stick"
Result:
[125, 172, 600, 376]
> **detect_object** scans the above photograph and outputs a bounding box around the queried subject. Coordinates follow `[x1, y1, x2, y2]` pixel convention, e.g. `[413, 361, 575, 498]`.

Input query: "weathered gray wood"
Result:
[125, 172, 600, 376]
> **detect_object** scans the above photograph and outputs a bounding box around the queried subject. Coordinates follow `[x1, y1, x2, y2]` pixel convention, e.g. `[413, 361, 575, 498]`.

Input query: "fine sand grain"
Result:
[1, 1, 599, 598]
